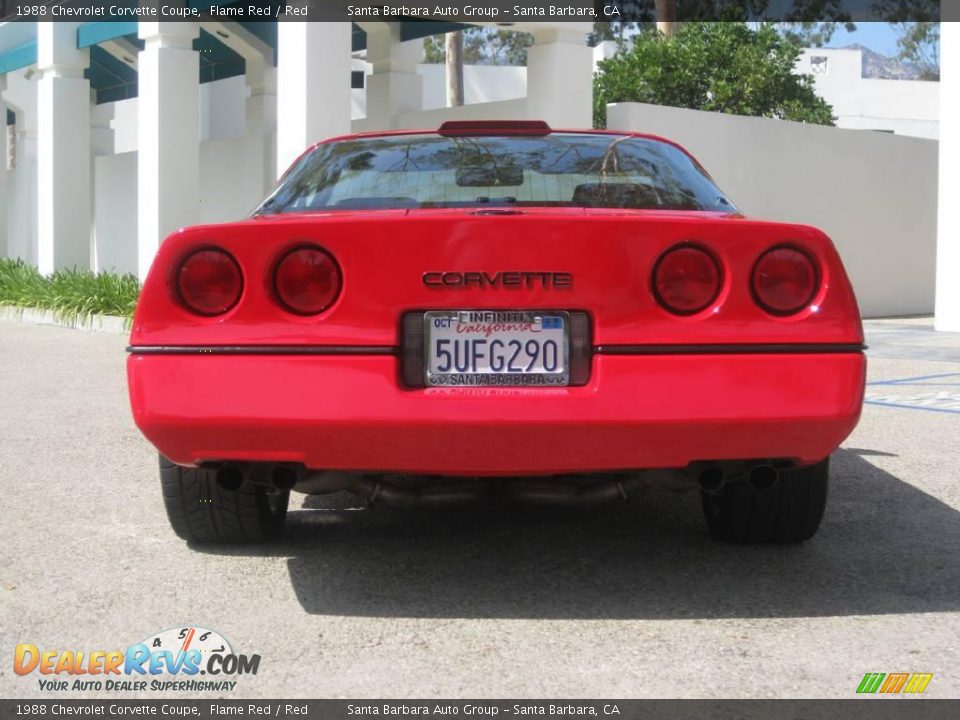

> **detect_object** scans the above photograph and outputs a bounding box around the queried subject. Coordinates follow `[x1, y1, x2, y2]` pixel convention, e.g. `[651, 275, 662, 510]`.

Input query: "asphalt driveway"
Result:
[1, 317, 958, 698]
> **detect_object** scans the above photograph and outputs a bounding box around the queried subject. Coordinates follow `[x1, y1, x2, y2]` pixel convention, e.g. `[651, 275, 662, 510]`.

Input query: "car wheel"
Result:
[701, 458, 829, 544]
[160, 455, 289, 543]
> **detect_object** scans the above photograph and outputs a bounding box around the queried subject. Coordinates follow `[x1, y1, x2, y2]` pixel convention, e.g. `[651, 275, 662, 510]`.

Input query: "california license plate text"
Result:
[424, 311, 569, 386]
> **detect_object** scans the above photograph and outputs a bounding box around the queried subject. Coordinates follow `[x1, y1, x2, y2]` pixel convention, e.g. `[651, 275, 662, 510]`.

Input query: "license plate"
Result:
[424, 311, 569, 387]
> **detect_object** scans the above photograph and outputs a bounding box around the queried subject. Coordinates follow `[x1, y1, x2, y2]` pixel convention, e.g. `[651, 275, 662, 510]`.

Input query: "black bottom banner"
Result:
[2, 700, 959, 720]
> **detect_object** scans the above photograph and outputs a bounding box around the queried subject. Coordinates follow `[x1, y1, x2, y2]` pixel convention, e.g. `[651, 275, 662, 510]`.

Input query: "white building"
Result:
[798, 46, 940, 139]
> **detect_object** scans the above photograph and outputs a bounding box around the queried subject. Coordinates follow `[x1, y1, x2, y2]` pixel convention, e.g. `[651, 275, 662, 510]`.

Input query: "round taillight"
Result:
[652, 245, 722, 315]
[751, 246, 819, 315]
[273, 246, 341, 315]
[176, 248, 243, 316]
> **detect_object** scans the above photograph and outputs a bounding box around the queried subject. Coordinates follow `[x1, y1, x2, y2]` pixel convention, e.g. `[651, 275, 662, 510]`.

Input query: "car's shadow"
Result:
[193, 449, 960, 619]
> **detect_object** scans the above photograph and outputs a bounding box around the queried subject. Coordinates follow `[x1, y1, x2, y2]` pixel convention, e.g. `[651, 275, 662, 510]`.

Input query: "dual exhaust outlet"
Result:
[697, 464, 780, 494]
[212, 461, 782, 506]
[213, 463, 299, 492]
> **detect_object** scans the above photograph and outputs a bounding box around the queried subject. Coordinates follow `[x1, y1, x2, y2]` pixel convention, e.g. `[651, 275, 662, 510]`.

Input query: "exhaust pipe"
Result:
[215, 465, 244, 491]
[352, 478, 490, 507]
[299, 470, 640, 507]
[271, 466, 298, 491]
[213, 463, 301, 492]
[748, 464, 779, 490]
[698, 467, 726, 493]
[500, 477, 638, 506]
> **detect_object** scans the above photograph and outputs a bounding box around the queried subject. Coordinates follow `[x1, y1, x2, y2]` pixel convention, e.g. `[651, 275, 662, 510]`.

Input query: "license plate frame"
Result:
[423, 310, 571, 387]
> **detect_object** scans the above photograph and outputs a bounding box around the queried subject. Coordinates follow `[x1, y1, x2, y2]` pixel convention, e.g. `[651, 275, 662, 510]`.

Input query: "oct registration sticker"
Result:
[424, 310, 570, 387]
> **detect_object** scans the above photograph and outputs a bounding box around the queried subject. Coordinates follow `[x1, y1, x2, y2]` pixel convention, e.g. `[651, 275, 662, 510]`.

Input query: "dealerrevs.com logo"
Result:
[14, 626, 261, 692]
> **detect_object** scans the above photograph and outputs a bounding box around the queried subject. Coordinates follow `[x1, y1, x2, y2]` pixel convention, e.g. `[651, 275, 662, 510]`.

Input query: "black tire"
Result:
[701, 458, 829, 544]
[160, 456, 289, 543]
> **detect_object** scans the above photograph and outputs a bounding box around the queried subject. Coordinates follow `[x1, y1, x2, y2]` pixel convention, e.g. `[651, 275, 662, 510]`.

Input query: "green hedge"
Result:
[0, 258, 140, 320]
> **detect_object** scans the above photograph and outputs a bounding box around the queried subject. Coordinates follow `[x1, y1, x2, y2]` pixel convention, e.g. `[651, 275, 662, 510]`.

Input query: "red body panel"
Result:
[128, 353, 864, 474]
[129, 209, 862, 348]
[126, 128, 865, 477]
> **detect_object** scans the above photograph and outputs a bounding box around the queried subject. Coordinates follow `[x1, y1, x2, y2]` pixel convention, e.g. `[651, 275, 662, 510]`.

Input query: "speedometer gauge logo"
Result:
[141, 626, 233, 672]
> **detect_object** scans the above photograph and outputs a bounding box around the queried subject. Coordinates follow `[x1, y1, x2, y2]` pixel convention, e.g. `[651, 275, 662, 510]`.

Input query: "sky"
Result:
[824, 22, 901, 57]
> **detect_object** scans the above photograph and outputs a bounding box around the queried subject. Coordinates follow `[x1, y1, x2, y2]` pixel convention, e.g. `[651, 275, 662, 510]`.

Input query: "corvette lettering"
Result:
[422, 272, 573, 289]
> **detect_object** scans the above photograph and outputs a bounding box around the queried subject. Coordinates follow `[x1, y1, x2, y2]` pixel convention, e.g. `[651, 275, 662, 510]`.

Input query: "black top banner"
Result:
[0, 0, 947, 23]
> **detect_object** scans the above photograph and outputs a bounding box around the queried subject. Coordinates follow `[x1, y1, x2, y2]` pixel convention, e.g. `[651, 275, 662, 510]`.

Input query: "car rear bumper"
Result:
[127, 352, 865, 476]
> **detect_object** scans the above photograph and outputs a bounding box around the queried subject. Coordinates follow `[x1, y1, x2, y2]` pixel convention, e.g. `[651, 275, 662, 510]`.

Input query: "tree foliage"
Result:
[780, 21, 855, 48]
[593, 22, 836, 128]
[424, 27, 533, 66]
[871, 0, 939, 22]
[891, 21, 939, 79]
[870, 2, 939, 79]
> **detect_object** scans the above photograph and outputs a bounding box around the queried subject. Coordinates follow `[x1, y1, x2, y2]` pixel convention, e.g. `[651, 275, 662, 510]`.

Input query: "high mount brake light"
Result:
[437, 120, 552, 137]
[652, 245, 722, 316]
[176, 248, 243, 316]
[273, 246, 342, 316]
[752, 245, 819, 316]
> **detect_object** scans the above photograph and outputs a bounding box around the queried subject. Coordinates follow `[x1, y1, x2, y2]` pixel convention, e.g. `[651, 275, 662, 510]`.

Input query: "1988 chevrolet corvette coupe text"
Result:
[127, 121, 865, 545]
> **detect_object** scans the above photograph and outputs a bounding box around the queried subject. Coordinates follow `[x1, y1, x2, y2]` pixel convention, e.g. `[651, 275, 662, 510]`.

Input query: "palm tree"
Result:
[655, 0, 678, 36]
[446, 31, 464, 107]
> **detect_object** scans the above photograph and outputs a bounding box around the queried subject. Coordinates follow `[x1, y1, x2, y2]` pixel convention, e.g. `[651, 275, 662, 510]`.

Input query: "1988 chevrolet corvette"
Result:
[127, 121, 865, 545]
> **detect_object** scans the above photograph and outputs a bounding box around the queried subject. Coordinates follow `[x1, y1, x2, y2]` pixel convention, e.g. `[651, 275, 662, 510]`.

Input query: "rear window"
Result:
[256, 133, 736, 214]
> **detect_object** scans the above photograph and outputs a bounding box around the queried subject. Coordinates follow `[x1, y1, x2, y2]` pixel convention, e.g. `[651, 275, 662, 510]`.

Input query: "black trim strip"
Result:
[128, 343, 866, 357]
[127, 345, 397, 356]
[595, 343, 866, 356]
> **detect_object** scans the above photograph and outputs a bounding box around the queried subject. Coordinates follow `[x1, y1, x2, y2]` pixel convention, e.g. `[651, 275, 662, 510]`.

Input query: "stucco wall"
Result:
[92, 136, 262, 276]
[2, 70, 37, 265]
[607, 102, 939, 318]
[393, 98, 528, 130]
[112, 75, 249, 154]
[2, 133, 36, 266]
[93, 151, 136, 274]
[199, 136, 260, 223]
[417, 64, 527, 109]
[350, 63, 527, 120]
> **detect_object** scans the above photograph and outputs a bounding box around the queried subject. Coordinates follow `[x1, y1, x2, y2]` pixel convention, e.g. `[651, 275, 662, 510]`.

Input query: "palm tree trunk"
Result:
[445, 31, 464, 107]
[655, 0, 678, 37]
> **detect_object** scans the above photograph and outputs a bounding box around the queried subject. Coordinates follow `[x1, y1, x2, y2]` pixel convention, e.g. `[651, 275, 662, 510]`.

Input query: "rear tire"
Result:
[701, 458, 829, 544]
[160, 456, 289, 543]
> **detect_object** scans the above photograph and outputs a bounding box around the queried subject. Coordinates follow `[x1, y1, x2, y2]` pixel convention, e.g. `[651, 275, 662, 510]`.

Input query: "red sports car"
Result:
[127, 121, 865, 545]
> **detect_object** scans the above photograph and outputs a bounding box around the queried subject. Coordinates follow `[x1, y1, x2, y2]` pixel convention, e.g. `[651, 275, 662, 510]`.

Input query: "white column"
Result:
[525, 29, 593, 128]
[245, 59, 277, 202]
[11, 109, 37, 264]
[89, 102, 115, 273]
[90, 102, 115, 157]
[37, 22, 90, 274]
[0, 75, 7, 260]
[137, 21, 199, 280]
[361, 22, 423, 130]
[276, 22, 351, 178]
[935, 22, 960, 331]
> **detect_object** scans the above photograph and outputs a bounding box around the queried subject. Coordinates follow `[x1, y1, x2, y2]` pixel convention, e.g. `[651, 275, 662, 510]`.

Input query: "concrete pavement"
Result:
[0, 317, 958, 698]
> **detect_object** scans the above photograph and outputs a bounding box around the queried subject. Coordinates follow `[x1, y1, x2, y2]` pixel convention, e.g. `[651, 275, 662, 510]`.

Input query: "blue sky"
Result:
[824, 22, 901, 57]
